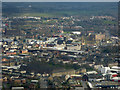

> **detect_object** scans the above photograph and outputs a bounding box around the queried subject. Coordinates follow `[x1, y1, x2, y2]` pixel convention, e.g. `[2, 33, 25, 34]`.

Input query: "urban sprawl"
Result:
[1, 15, 120, 89]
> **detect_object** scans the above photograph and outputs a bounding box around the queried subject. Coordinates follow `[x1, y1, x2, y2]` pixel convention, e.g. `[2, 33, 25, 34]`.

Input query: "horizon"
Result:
[2, 0, 119, 2]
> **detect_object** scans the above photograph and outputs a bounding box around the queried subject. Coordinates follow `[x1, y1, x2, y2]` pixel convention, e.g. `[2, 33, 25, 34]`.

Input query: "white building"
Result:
[86, 71, 98, 75]
[99, 66, 120, 74]
[100, 67, 110, 74]
[111, 66, 120, 70]
[72, 31, 81, 35]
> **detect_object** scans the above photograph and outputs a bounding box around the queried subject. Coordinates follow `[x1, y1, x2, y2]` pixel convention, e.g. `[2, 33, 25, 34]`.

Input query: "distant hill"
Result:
[2, 2, 118, 17]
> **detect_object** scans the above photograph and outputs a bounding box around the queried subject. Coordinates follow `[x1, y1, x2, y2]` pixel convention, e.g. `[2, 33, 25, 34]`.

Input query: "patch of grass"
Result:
[103, 20, 117, 25]
[21, 13, 55, 17]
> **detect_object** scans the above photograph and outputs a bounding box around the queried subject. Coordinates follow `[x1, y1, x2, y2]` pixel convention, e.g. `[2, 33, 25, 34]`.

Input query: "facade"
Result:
[52, 69, 75, 77]
[66, 45, 81, 51]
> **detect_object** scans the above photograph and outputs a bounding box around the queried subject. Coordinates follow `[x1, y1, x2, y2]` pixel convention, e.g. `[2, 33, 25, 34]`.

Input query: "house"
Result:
[20, 49, 28, 54]
[6, 51, 17, 55]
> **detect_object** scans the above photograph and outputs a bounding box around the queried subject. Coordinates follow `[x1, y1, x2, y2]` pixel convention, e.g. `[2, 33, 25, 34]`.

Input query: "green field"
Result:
[2, 2, 118, 17]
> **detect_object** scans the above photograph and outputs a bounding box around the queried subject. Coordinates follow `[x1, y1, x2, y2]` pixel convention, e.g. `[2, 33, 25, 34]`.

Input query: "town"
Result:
[1, 13, 120, 89]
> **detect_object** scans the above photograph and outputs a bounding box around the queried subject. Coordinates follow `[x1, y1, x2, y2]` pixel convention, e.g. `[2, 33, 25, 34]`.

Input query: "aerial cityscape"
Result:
[1, 2, 120, 89]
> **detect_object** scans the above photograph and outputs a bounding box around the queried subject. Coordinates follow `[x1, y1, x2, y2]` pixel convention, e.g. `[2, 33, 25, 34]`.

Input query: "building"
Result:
[20, 49, 28, 54]
[66, 44, 81, 51]
[52, 69, 75, 77]
[12, 87, 24, 90]
[95, 33, 105, 41]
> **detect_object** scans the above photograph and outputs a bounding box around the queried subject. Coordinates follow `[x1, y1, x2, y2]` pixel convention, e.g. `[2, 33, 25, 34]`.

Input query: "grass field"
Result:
[3, 2, 118, 18]
[16, 10, 102, 17]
